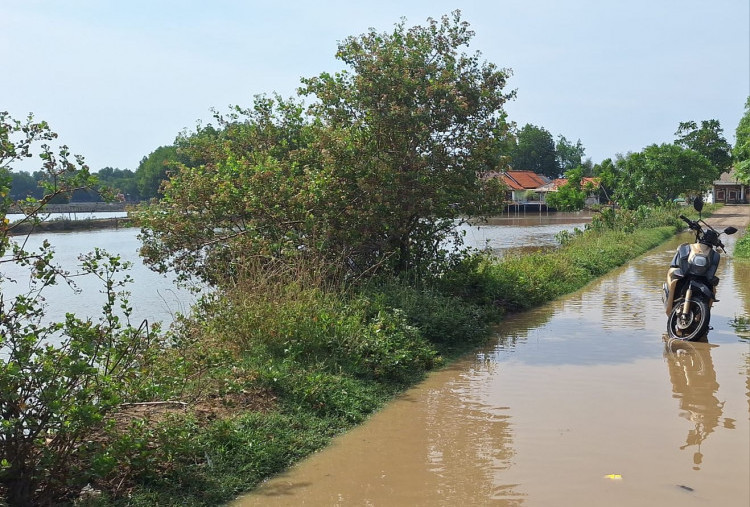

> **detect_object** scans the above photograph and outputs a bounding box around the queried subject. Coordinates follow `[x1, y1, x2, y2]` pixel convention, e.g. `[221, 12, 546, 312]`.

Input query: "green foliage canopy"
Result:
[97, 166, 140, 201]
[511, 123, 559, 178]
[734, 96, 750, 184]
[135, 145, 184, 200]
[299, 11, 513, 274]
[674, 119, 732, 174]
[555, 135, 585, 173]
[546, 167, 587, 211]
[136, 12, 513, 283]
[135, 95, 317, 284]
[613, 143, 716, 209]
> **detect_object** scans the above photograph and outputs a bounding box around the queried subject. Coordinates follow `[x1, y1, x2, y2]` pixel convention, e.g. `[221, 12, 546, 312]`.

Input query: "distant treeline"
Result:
[7, 145, 182, 203]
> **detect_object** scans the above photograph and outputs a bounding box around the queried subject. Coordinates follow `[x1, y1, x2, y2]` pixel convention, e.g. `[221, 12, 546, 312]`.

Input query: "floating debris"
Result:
[603, 474, 623, 480]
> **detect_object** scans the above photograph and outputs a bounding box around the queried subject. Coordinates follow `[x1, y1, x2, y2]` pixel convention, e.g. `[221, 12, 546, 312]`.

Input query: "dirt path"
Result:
[706, 204, 750, 229]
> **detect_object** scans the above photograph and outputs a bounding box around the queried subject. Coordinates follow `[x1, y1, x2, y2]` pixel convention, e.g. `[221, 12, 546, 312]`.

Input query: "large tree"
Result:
[614, 143, 716, 209]
[592, 157, 618, 204]
[555, 135, 585, 173]
[137, 12, 513, 282]
[733, 96, 750, 184]
[674, 119, 732, 174]
[299, 11, 512, 274]
[97, 167, 140, 201]
[7, 171, 41, 200]
[135, 145, 184, 200]
[511, 124, 559, 178]
[136, 95, 315, 284]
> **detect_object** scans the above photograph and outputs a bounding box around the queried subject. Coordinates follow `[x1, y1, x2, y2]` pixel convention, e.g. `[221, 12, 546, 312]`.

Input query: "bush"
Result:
[0, 249, 161, 505]
[364, 279, 498, 352]
[735, 229, 750, 259]
[198, 282, 437, 386]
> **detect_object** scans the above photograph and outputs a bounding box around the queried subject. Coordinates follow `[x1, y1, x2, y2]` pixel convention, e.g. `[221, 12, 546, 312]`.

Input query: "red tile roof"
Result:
[500, 171, 548, 190]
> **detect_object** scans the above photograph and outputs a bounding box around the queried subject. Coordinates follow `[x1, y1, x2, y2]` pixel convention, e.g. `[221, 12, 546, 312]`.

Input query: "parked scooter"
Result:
[662, 197, 737, 340]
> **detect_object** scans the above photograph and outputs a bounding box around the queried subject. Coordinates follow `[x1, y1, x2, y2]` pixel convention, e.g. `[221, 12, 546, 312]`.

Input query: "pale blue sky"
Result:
[2, 0, 748, 172]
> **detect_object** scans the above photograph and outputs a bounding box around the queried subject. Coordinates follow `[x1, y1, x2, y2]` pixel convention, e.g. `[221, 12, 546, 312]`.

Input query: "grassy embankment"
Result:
[88, 206, 699, 506]
[735, 225, 750, 258]
[731, 218, 750, 337]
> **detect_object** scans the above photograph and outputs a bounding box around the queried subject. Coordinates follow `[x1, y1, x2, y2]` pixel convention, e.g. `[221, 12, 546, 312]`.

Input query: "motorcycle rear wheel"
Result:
[667, 297, 710, 341]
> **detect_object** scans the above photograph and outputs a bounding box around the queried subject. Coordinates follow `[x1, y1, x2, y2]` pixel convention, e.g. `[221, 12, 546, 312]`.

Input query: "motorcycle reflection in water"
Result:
[663, 337, 736, 470]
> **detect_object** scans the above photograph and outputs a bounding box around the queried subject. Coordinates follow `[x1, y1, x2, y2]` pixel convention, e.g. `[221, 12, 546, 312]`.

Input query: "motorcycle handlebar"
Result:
[679, 215, 697, 229]
[678, 215, 726, 251]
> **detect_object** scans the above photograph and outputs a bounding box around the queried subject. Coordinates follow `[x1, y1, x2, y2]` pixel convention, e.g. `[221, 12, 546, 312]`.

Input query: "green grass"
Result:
[735, 228, 750, 259]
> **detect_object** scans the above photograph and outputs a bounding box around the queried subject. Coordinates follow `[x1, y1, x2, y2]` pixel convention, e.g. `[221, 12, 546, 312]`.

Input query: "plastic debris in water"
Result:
[603, 474, 623, 480]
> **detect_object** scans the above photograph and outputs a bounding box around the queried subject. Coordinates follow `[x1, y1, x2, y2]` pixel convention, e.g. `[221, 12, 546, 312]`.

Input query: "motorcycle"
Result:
[662, 197, 737, 340]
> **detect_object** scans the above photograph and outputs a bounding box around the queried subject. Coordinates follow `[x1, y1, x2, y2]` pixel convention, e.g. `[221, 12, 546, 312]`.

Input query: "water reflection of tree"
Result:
[490, 306, 556, 349]
[664, 338, 736, 470]
[730, 315, 750, 341]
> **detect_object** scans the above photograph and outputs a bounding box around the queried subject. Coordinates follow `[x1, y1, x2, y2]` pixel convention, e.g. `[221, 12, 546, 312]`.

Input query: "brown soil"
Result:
[705, 204, 750, 228]
[86, 388, 278, 498]
[109, 387, 278, 433]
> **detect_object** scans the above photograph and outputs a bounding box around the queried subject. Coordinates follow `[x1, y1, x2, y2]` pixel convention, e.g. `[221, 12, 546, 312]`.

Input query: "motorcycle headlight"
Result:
[693, 255, 708, 267]
[689, 254, 709, 275]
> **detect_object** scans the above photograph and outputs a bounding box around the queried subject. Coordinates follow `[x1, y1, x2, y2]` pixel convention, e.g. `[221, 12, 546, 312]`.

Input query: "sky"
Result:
[2, 0, 749, 173]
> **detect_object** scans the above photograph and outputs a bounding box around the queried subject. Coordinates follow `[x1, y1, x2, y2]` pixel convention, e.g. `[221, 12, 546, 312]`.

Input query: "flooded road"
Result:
[241, 210, 749, 506]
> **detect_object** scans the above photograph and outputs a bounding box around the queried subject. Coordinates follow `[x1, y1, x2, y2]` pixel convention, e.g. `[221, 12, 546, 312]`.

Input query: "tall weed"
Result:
[735, 228, 750, 259]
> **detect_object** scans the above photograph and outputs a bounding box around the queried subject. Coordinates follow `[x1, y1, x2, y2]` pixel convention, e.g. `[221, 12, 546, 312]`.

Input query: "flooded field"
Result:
[2, 213, 587, 326]
[236, 225, 749, 506]
[0, 228, 197, 327]
[460, 212, 592, 255]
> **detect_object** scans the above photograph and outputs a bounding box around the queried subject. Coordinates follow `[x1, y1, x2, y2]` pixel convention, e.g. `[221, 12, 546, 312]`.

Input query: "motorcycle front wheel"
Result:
[667, 297, 710, 341]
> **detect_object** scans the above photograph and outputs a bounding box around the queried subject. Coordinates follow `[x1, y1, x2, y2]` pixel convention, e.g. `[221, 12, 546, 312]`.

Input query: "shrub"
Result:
[364, 279, 497, 351]
[735, 229, 750, 259]
[0, 249, 161, 505]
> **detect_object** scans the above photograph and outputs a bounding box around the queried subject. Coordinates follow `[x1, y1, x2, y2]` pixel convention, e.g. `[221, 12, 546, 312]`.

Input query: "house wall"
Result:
[713, 184, 748, 204]
[507, 190, 532, 202]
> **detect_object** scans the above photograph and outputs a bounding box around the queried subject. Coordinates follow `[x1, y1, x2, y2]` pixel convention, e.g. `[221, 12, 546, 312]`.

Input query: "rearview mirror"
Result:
[724, 226, 738, 235]
[693, 195, 704, 213]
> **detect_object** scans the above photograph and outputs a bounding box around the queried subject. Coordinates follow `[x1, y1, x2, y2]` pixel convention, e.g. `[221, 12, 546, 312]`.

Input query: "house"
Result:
[484, 170, 549, 202]
[534, 178, 567, 203]
[534, 177, 601, 206]
[711, 169, 748, 204]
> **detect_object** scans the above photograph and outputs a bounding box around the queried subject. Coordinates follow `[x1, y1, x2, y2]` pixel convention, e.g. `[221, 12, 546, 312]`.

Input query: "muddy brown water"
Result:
[235, 207, 750, 507]
[459, 213, 593, 257]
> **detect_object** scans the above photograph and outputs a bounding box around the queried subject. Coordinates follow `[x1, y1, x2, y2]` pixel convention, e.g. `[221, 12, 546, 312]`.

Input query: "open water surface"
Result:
[235, 227, 750, 506]
[1, 227, 197, 327]
[1, 214, 588, 327]
[458, 212, 592, 256]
